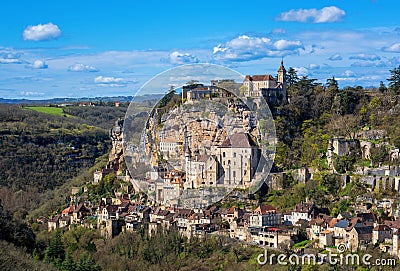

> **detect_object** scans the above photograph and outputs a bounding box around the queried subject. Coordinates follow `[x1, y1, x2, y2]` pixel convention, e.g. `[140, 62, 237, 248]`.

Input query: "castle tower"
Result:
[277, 60, 286, 85]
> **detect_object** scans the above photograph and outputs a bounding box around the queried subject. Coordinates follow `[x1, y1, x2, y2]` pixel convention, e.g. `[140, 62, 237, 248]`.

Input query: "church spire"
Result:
[278, 59, 285, 72]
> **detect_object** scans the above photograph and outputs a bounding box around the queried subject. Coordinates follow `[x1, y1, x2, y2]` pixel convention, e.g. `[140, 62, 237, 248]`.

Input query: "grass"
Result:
[24, 106, 70, 117]
[293, 240, 311, 249]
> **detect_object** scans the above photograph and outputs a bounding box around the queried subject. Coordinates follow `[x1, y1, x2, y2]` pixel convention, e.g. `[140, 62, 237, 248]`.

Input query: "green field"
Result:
[24, 106, 69, 117]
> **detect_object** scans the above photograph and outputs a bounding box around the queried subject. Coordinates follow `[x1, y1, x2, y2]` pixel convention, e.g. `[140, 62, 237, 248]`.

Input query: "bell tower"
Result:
[277, 59, 286, 84]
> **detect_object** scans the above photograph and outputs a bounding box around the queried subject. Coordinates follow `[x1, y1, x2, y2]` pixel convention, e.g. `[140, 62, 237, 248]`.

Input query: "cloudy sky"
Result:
[1, 0, 400, 99]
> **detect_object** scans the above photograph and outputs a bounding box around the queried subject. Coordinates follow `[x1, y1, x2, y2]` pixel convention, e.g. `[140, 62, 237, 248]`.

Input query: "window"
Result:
[223, 152, 226, 158]
[233, 171, 236, 178]
[233, 152, 236, 158]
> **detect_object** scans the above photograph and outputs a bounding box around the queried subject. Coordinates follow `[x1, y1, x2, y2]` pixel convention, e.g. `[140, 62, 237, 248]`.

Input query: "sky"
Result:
[1, 0, 400, 99]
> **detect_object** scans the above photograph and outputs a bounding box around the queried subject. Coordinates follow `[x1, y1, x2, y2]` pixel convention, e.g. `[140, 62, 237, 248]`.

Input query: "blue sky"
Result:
[1, 0, 400, 99]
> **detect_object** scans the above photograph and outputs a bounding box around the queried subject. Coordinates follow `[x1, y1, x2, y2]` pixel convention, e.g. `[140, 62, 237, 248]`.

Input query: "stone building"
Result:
[215, 133, 261, 188]
[242, 61, 287, 104]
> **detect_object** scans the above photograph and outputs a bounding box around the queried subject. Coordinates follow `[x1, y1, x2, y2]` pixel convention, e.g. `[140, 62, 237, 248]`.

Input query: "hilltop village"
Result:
[45, 61, 400, 260]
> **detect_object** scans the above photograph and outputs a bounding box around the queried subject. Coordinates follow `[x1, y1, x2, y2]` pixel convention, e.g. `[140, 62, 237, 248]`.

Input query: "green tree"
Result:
[387, 65, 400, 94]
[78, 254, 101, 271]
[60, 252, 77, 271]
[45, 230, 65, 266]
[326, 76, 339, 94]
[370, 144, 389, 166]
[378, 81, 387, 93]
[286, 67, 299, 87]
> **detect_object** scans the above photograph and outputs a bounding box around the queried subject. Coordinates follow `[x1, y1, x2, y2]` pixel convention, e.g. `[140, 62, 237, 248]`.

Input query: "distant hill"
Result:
[0, 94, 164, 105]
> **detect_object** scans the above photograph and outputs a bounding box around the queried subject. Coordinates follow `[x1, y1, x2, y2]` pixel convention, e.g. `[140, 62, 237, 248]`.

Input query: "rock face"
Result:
[108, 118, 126, 175]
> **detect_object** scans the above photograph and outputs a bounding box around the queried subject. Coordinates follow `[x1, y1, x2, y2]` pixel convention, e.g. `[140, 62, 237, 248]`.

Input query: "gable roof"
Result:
[357, 212, 375, 222]
[383, 219, 400, 229]
[329, 218, 339, 228]
[374, 224, 392, 231]
[105, 205, 119, 213]
[334, 220, 350, 229]
[346, 217, 362, 231]
[62, 206, 75, 215]
[294, 202, 314, 213]
[244, 75, 275, 82]
[74, 203, 89, 213]
[253, 204, 278, 215]
[354, 225, 373, 235]
[219, 133, 258, 148]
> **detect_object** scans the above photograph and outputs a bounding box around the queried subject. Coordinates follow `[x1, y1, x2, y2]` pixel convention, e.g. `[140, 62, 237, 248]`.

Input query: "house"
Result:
[222, 206, 244, 223]
[48, 215, 60, 232]
[249, 204, 281, 227]
[248, 227, 291, 248]
[372, 224, 392, 244]
[308, 214, 333, 241]
[348, 223, 373, 252]
[156, 169, 186, 205]
[284, 202, 316, 225]
[184, 150, 218, 189]
[229, 215, 250, 242]
[149, 208, 170, 223]
[319, 230, 334, 248]
[59, 216, 70, 228]
[133, 205, 151, 223]
[333, 219, 350, 246]
[98, 204, 119, 225]
[72, 203, 90, 224]
[175, 208, 194, 234]
[159, 139, 182, 158]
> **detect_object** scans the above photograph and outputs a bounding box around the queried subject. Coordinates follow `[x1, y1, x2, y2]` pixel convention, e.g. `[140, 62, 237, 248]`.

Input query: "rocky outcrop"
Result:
[108, 118, 126, 175]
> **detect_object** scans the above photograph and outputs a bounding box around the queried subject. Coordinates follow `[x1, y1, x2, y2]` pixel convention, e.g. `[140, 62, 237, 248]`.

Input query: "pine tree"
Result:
[60, 252, 77, 271]
[44, 230, 65, 265]
[387, 65, 400, 94]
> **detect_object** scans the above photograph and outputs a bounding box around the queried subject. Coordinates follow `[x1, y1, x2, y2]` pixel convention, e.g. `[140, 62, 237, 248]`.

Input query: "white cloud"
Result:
[94, 76, 123, 83]
[274, 40, 303, 50]
[335, 75, 382, 83]
[0, 58, 22, 64]
[20, 91, 44, 96]
[213, 35, 303, 62]
[294, 67, 309, 76]
[94, 76, 125, 87]
[271, 28, 286, 34]
[350, 61, 387, 67]
[277, 6, 345, 23]
[328, 53, 343, 61]
[382, 43, 400, 52]
[68, 63, 99, 72]
[309, 64, 320, 70]
[23, 23, 61, 41]
[349, 53, 381, 61]
[168, 51, 199, 64]
[0, 51, 24, 64]
[26, 60, 48, 69]
[343, 70, 355, 77]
